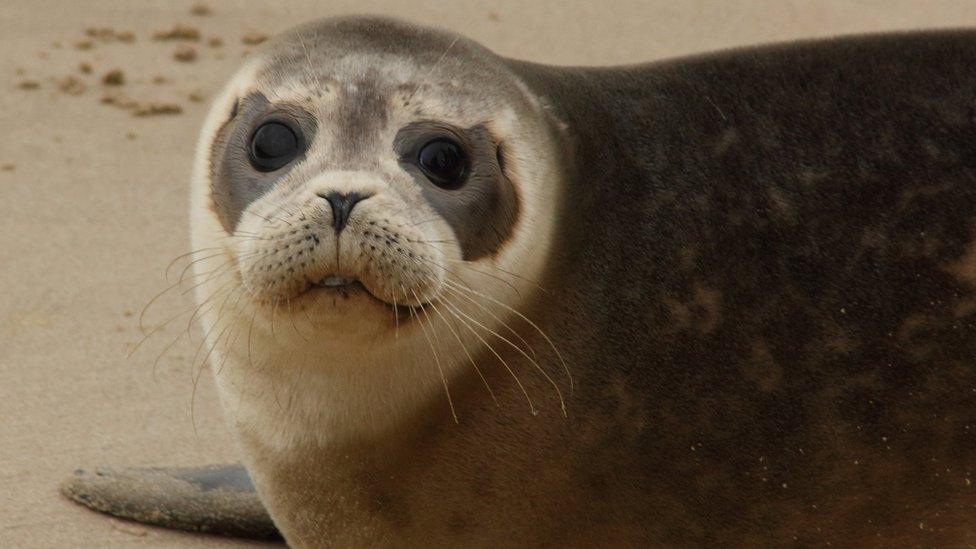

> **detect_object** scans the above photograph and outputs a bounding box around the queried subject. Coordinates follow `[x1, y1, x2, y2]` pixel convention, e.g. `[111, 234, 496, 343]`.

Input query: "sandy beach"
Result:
[1, 1, 974, 546]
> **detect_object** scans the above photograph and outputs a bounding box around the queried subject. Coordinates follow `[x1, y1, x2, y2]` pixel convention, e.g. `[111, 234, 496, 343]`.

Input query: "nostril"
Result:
[318, 191, 368, 233]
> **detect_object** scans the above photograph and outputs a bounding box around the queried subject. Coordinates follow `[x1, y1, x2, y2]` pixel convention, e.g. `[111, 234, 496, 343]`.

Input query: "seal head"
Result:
[194, 17, 561, 342]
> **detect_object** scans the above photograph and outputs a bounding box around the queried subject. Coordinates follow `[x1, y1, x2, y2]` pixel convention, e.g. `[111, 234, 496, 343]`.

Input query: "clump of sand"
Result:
[101, 91, 183, 117]
[102, 69, 125, 86]
[241, 31, 268, 45]
[58, 75, 86, 96]
[85, 27, 135, 43]
[190, 3, 212, 16]
[152, 25, 201, 41]
[173, 45, 198, 62]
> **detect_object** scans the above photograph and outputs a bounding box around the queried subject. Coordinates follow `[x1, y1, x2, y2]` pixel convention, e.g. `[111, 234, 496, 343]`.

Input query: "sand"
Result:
[1, 1, 973, 546]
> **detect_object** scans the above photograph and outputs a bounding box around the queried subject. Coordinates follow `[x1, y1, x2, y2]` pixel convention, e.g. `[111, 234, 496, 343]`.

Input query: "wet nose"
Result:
[318, 192, 368, 233]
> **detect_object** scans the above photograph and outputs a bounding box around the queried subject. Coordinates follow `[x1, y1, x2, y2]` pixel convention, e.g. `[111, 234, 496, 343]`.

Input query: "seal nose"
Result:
[318, 192, 367, 233]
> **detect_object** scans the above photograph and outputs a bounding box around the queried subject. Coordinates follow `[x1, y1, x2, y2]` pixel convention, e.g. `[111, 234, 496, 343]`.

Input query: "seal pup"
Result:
[64, 17, 976, 546]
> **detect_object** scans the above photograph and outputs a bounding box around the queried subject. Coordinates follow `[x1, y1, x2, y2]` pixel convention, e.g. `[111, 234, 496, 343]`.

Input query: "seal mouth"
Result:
[307, 276, 428, 321]
[314, 275, 357, 289]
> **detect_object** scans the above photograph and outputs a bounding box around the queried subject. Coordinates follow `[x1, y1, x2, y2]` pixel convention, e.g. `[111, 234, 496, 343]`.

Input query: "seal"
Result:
[65, 17, 976, 546]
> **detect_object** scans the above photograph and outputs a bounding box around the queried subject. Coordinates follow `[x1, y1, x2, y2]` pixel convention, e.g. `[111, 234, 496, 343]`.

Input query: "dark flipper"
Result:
[61, 464, 281, 540]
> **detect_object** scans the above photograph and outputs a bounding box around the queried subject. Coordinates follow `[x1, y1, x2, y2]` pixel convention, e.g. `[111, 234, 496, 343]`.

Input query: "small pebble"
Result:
[100, 91, 137, 108]
[153, 25, 200, 41]
[88, 27, 115, 41]
[190, 3, 212, 16]
[0, 164, 15, 172]
[79, 62, 93, 74]
[241, 31, 268, 45]
[17, 80, 40, 90]
[187, 90, 205, 103]
[100, 92, 182, 117]
[74, 39, 94, 50]
[173, 45, 198, 62]
[151, 74, 169, 85]
[116, 30, 135, 43]
[102, 69, 125, 86]
[58, 75, 86, 95]
[134, 102, 182, 117]
[207, 36, 223, 47]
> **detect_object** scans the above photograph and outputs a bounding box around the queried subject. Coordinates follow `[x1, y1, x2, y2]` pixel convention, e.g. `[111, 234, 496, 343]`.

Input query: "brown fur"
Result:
[202, 18, 976, 547]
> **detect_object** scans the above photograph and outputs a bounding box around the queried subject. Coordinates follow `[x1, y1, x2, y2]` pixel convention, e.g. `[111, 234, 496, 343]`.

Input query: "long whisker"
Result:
[392, 292, 400, 341]
[410, 246, 522, 297]
[444, 257, 550, 295]
[442, 283, 537, 359]
[438, 298, 536, 414]
[138, 277, 187, 335]
[128, 282, 230, 361]
[426, 294, 498, 405]
[404, 32, 462, 107]
[139, 247, 248, 337]
[185, 274, 241, 339]
[151, 282, 236, 382]
[441, 292, 566, 416]
[446, 278, 574, 395]
[286, 298, 310, 342]
[407, 286, 459, 423]
[164, 246, 226, 281]
[191, 318, 235, 435]
[246, 306, 258, 369]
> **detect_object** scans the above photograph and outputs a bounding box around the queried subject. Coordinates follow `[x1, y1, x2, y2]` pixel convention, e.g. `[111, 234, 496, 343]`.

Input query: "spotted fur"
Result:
[190, 17, 976, 547]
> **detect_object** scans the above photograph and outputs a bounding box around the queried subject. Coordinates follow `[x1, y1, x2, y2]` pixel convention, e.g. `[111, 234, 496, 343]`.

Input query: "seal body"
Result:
[190, 17, 976, 546]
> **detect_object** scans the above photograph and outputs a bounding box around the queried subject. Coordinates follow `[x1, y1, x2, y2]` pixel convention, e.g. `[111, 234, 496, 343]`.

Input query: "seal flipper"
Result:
[61, 464, 281, 540]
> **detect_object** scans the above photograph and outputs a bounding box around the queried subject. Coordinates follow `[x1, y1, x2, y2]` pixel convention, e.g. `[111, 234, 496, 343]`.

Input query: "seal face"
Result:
[197, 21, 549, 338]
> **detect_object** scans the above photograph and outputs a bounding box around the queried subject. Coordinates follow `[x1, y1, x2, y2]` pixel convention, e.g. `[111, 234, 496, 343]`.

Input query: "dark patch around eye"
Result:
[209, 91, 318, 233]
[394, 121, 520, 260]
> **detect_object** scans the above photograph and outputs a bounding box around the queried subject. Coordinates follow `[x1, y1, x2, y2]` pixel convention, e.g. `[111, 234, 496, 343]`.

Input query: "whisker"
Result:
[438, 298, 537, 414]
[444, 257, 550, 295]
[441, 292, 566, 416]
[128, 285, 227, 361]
[410, 248, 523, 297]
[191, 318, 235, 435]
[164, 246, 225, 281]
[286, 298, 310, 342]
[446, 278, 574, 396]
[149, 283, 234, 381]
[185, 274, 241, 339]
[442, 283, 537, 359]
[407, 286, 459, 424]
[426, 294, 498, 405]
[404, 32, 462, 106]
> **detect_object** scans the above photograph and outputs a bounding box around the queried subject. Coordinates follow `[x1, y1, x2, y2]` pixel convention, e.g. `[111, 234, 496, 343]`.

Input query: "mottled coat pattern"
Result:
[191, 19, 976, 547]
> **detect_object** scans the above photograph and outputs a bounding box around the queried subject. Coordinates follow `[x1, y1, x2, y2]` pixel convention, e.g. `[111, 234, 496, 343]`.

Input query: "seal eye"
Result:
[249, 120, 301, 172]
[417, 139, 467, 189]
